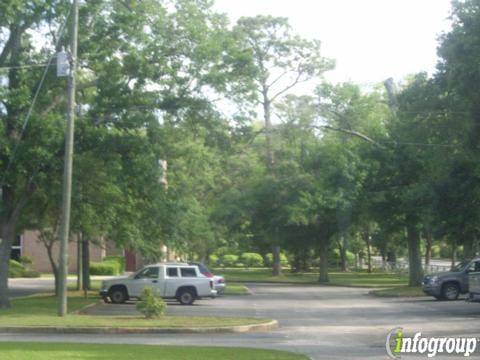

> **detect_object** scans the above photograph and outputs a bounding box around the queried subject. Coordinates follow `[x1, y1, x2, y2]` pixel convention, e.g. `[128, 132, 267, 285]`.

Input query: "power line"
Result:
[1, 7, 72, 187]
[0, 63, 53, 70]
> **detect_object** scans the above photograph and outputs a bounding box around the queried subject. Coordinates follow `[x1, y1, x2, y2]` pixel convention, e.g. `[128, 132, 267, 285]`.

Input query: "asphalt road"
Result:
[2, 282, 480, 359]
[7, 276, 113, 298]
[7, 278, 60, 298]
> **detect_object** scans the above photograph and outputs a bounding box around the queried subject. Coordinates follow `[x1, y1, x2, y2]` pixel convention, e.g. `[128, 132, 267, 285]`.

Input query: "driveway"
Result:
[2, 283, 480, 359]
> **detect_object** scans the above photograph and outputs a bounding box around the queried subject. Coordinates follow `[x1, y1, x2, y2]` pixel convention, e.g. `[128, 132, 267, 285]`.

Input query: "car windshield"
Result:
[451, 261, 470, 272]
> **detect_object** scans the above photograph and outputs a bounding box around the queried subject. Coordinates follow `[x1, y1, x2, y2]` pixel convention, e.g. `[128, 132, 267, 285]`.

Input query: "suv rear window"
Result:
[180, 267, 197, 277]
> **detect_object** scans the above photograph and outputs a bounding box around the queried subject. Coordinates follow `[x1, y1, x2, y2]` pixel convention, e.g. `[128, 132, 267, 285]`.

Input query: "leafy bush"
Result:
[240, 252, 264, 268]
[22, 269, 41, 278]
[90, 261, 120, 275]
[9, 260, 25, 278]
[208, 254, 219, 266]
[438, 244, 463, 259]
[136, 287, 167, 319]
[264, 253, 289, 267]
[19, 256, 33, 266]
[222, 254, 239, 267]
[431, 245, 441, 258]
[8, 259, 40, 278]
[103, 256, 125, 273]
[331, 249, 356, 266]
[234, 262, 245, 268]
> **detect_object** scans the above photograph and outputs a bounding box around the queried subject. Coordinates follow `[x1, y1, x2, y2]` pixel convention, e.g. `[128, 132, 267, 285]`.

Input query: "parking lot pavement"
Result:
[3, 283, 480, 359]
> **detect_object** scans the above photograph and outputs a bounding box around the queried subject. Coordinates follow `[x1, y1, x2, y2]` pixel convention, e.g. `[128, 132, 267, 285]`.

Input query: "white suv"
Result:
[100, 263, 217, 305]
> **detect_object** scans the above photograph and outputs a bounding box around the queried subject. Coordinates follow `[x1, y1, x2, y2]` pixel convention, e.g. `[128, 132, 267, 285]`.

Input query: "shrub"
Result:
[439, 244, 465, 259]
[8, 259, 40, 278]
[431, 245, 441, 258]
[19, 256, 33, 266]
[208, 254, 219, 266]
[331, 249, 356, 266]
[264, 253, 289, 267]
[234, 262, 245, 268]
[103, 256, 125, 273]
[222, 254, 239, 267]
[90, 261, 119, 275]
[240, 253, 263, 268]
[9, 260, 25, 278]
[22, 269, 41, 278]
[136, 287, 167, 319]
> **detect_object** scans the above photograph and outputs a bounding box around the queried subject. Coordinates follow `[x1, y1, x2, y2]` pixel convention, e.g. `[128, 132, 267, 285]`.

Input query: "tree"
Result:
[0, 1, 71, 308]
[1, 0, 251, 307]
[233, 15, 333, 275]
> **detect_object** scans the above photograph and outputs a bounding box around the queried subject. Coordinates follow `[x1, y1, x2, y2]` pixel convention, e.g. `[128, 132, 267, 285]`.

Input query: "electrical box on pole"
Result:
[56, 49, 70, 77]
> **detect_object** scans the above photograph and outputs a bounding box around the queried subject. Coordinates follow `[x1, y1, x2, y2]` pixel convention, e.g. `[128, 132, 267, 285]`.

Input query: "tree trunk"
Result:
[450, 239, 457, 270]
[0, 219, 16, 308]
[363, 232, 372, 274]
[318, 238, 329, 283]
[82, 239, 90, 291]
[424, 230, 433, 266]
[76, 233, 83, 291]
[463, 234, 474, 260]
[271, 244, 282, 276]
[45, 241, 59, 296]
[378, 239, 387, 270]
[262, 85, 282, 277]
[406, 217, 424, 286]
[292, 249, 301, 273]
[474, 235, 479, 257]
[337, 236, 347, 272]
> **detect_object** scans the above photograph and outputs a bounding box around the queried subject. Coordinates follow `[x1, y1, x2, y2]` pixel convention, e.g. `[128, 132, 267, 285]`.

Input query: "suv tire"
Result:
[441, 282, 460, 301]
[177, 288, 195, 305]
[109, 287, 128, 304]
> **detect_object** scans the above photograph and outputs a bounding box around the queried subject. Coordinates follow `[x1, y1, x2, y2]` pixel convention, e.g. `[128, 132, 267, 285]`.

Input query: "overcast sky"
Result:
[213, 0, 453, 86]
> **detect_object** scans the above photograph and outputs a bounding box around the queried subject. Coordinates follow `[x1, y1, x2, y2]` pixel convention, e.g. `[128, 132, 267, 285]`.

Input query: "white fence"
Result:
[368, 258, 451, 274]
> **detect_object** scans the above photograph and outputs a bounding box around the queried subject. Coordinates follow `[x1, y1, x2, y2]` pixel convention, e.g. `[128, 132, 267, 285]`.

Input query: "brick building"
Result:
[12, 230, 172, 273]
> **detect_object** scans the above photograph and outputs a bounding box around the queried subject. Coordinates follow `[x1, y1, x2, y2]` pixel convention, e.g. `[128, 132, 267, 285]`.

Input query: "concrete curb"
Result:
[73, 301, 100, 315]
[0, 320, 278, 335]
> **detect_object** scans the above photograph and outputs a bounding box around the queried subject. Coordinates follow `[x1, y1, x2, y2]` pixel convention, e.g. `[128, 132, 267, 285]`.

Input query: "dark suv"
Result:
[422, 258, 480, 300]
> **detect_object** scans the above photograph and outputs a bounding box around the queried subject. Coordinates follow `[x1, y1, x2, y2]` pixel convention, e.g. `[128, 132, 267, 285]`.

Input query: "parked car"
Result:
[467, 259, 480, 303]
[188, 261, 226, 295]
[422, 257, 480, 300]
[100, 263, 217, 305]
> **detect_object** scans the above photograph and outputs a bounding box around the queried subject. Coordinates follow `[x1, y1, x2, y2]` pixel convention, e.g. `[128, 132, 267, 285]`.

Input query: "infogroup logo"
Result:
[386, 327, 479, 359]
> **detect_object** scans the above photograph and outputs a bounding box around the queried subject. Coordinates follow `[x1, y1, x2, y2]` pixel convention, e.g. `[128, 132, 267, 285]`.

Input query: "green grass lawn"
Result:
[217, 268, 408, 288]
[67, 280, 101, 291]
[0, 343, 308, 360]
[0, 293, 268, 328]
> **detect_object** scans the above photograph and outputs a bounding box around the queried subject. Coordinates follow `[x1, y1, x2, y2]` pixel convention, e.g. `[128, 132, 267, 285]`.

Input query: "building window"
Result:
[10, 235, 22, 261]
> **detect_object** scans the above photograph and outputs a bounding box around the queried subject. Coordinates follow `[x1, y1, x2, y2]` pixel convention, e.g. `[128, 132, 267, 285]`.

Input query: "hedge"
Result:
[103, 256, 125, 273]
[90, 261, 121, 275]
[222, 254, 239, 267]
[264, 253, 289, 267]
[240, 252, 264, 268]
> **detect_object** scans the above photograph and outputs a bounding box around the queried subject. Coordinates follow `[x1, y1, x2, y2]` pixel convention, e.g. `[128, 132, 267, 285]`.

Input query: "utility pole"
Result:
[58, 0, 79, 317]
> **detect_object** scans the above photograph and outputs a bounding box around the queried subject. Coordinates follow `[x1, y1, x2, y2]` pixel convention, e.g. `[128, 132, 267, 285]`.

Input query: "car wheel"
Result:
[177, 289, 195, 305]
[441, 283, 460, 301]
[109, 287, 128, 304]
